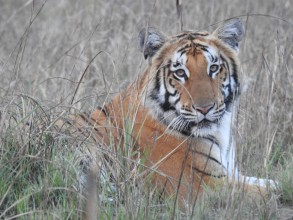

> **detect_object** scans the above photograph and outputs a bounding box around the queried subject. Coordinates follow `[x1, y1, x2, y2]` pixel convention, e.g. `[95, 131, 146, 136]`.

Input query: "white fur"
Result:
[213, 109, 277, 189]
[214, 111, 239, 177]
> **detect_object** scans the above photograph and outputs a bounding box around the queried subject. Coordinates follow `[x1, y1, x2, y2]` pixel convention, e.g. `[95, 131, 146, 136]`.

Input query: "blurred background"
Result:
[0, 0, 292, 218]
[1, 0, 292, 171]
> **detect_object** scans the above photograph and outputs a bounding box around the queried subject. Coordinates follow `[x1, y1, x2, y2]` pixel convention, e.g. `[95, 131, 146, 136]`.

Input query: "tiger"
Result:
[60, 18, 277, 209]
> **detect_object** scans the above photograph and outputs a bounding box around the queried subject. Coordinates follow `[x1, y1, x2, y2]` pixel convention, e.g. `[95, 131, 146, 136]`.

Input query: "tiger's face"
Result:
[139, 19, 244, 137]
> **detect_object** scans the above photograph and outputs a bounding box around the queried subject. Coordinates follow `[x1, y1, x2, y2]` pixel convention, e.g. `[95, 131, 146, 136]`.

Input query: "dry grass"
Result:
[0, 0, 292, 219]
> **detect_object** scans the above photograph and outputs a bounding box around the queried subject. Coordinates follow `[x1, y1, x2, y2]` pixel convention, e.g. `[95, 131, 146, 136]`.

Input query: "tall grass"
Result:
[0, 0, 292, 219]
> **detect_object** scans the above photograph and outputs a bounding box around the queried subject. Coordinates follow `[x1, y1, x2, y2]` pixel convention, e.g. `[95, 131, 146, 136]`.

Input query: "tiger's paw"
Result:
[242, 176, 280, 197]
[245, 176, 279, 190]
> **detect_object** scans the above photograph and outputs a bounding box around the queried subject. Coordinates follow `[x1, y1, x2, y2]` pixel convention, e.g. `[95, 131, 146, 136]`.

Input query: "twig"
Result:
[176, 0, 183, 31]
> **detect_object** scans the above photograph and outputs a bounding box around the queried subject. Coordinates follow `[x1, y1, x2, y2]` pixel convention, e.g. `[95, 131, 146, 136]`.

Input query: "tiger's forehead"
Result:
[168, 31, 219, 55]
[168, 33, 221, 78]
[171, 31, 210, 41]
[169, 35, 220, 66]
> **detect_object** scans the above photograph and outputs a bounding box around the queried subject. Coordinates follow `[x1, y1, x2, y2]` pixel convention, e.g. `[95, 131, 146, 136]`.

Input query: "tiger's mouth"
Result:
[160, 107, 225, 135]
[180, 112, 221, 121]
[166, 109, 225, 136]
[188, 118, 218, 128]
[178, 111, 224, 131]
[168, 117, 218, 136]
[179, 106, 225, 125]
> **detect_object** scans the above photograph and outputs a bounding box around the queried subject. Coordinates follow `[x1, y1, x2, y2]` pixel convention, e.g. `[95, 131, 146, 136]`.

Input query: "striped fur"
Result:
[62, 19, 277, 209]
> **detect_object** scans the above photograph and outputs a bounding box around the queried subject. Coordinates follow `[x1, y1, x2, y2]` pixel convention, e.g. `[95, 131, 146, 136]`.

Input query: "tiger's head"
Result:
[139, 19, 244, 137]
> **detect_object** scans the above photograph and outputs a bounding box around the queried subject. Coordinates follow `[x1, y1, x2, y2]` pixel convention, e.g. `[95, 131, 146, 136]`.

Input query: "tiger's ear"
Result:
[213, 19, 244, 51]
[138, 27, 166, 60]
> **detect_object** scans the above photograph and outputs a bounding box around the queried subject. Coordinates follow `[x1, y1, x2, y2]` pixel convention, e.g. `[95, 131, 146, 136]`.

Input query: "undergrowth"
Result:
[0, 0, 292, 219]
[0, 96, 292, 219]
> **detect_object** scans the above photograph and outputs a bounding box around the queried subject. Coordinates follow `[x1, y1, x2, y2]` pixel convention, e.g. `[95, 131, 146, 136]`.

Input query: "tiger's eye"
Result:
[175, 69, 186, 77]
[210, 64, 219, 73]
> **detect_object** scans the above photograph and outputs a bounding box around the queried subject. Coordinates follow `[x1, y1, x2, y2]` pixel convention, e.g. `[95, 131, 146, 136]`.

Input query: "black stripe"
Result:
[167, 79, 177, 96]
[180, 50, 186, 57]
[205, 135, 220, 147]
[174, 97, 180, 105]
[175, 32, 209, 39]
[220, 54, 239, 92]
[176, 33, 189, 38]
[79, 113, 89, 123]
[181, 112, 194, 117]
[173, 62, 181, 68]
[169, 77, 176, 87]
[172, 125, 190, 136]
[79, 114, 100, 134]
[97, 106, 109, 117]
[225, 60, 237, 108]
[219, 54, 235, 108]
[230, 58, 239, 87]
[192, 32, 209, 37]
[177, 44, 191, 53]
[193, 43, 208, 51]
[150, 68, 162, 101]
[192, 150, 223, 166]
[160, 70, 176, 111]
[191, 166, 226, 178]
[210, 54, 215, 63]
[220, 55, 229, 72]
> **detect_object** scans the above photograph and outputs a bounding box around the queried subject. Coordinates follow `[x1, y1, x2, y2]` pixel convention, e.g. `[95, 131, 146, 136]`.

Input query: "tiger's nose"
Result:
[194, 103, 215, 115]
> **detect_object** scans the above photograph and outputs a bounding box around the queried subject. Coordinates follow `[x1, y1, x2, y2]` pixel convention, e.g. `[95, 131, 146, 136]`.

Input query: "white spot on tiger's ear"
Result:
[213, 18, 245, 51]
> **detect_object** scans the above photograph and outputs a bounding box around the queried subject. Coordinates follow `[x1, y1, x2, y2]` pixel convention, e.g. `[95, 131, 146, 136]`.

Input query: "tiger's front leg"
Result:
[234, 174, 278, 196]
[218, 137, 278, 197]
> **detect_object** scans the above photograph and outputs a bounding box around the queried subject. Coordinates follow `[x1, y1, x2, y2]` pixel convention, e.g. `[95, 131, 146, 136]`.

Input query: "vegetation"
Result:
[0, 0, 292, 219]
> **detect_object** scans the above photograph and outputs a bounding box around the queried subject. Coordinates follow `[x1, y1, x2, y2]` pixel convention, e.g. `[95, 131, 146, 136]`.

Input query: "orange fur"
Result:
[62, 20, 276, 209]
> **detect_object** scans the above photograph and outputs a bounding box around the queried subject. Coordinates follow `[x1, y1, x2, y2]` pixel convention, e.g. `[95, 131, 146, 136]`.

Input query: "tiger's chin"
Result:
[190, 125, 218, 138]
[189, 119, 220, 138]
[171, 118, 223, 138]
